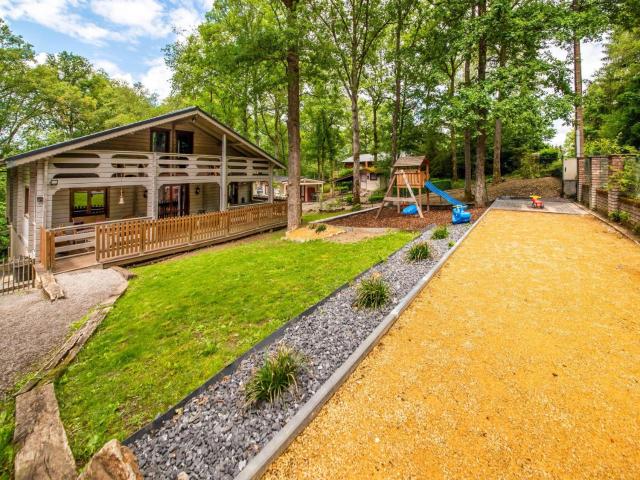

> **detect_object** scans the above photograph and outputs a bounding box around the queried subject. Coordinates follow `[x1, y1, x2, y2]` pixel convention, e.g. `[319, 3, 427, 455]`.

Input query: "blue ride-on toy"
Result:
[452, 204, 472, 224]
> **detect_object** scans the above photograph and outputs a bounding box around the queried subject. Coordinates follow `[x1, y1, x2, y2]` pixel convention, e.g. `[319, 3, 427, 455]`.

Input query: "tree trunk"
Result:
[449, 64, 458, 181]
[573, 0, 584, 158]
[350, 93, 361, 205]
[372, 104, 379, 164]
[475, 0, 488, 208]
[283, 0, 301, 231]
[391, 7, 403, 164]
[464, 55, 473, 201]
[492, 45, 506, 182]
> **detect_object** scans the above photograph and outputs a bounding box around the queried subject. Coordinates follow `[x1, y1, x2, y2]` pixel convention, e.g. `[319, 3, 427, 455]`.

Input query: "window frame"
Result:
[70, 188, 109, 218]
[150, 128, 171, 153]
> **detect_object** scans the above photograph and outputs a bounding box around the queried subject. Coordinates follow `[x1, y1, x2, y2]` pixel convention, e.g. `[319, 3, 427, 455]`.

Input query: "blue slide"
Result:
[424, 181, 465, 206]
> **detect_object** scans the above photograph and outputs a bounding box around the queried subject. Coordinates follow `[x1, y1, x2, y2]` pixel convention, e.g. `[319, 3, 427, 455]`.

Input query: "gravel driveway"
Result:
[0, 268, 126, 396]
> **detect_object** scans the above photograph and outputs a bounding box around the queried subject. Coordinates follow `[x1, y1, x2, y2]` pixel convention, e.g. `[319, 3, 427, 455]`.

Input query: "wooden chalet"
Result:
[2, 107, 287, 272]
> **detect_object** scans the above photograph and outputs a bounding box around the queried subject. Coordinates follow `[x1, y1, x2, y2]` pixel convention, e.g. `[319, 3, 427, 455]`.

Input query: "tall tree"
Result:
[282, 0, 303, 230]
[314, 0, 391, 204]
[475, 0, 489, 207]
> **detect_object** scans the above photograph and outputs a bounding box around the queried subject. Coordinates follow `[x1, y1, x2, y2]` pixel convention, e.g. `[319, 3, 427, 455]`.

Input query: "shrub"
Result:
[538, 148, 560, 165]
[448, 241, 455, 248]
[315, 224, 327, 233]
[354, 273, 390, 309]
[368, 189, 385, 202]
[407, 242, 431, 261]
[351, 204, 362, 212]
[431, 225, 449, 240]
[344, 194, 353, 205]
[609, 211, 621, 223]
[619, 211, 630, 223]
[634, 224, 640, 236]
[245, 345, 306, 405]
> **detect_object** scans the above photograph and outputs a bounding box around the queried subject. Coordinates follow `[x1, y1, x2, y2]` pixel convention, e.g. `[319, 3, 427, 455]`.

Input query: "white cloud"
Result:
[33, 51, 48, 65]
[170, 5, 201, 39]
[94, 59, 135, 84]
[140, 57, 172, 99]
[90, 0, 170, 38]
[0, 0, 118, 45]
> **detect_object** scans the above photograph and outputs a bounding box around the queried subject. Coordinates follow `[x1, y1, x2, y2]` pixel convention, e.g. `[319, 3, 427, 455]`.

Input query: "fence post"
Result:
[140, 221, 146, 254]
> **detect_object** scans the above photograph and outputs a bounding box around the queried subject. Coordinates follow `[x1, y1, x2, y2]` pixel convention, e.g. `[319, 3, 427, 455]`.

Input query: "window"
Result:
[72, 189, 107, 217]
[24, 186, 30, 216]
[151, 129, 170, 153]
[176, 131, 194, 154]
[369, 173, 378, 180]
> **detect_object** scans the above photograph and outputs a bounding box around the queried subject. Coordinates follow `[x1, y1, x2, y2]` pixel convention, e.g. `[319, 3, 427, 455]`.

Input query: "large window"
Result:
[71, 189, 107, 217]
[176, 131, 194, 154]
[151, 129, 170, 153]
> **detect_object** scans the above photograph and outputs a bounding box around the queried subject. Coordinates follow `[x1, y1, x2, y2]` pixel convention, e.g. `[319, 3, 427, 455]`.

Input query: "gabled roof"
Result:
[394, 155, 427, 168]
[3, 106, 286, 170]
[342, 153, 389, 164]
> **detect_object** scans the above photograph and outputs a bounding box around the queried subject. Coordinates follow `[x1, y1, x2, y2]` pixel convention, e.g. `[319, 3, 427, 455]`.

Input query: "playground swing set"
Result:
[375, 155, 472, 224]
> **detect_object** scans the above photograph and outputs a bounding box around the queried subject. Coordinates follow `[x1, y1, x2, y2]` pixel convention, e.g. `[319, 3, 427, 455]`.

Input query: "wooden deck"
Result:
[46, 203, 287, 273]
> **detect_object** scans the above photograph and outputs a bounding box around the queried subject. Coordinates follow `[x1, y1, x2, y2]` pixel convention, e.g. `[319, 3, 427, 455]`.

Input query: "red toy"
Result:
[530, 195, 544, 209]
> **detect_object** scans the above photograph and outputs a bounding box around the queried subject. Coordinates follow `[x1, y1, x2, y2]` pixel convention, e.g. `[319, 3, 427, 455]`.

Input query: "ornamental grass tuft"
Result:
[407, 242, 431, 261]
[354, 273, 390, 309]
[315, 224, 327, 233]
[431, 225, 449, 240]
[245, 345, 306, 405]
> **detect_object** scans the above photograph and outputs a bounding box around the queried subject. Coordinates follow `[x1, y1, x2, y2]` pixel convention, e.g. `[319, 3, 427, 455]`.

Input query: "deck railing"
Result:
[95, 202, 287, 263]
[1, 257, 36, 294]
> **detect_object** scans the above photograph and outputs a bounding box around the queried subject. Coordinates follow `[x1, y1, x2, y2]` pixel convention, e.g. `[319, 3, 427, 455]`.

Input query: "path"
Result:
[0, 268, 126, 395]
[493, 197, 586, 215]
[266, 209, 640, 479]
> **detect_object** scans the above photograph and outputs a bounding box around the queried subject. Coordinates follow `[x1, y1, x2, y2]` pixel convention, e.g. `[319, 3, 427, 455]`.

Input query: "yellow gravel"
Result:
[265, 210, 640, 479]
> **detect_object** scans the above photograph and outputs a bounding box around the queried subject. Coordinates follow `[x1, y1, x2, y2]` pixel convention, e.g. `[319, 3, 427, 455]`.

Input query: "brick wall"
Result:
[619, 197, 640, 227]
[595, 189, 608, 214]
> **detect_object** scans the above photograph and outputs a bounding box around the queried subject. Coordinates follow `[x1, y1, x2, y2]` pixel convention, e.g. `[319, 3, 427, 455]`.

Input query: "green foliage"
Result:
[315, 224, 327, 233]
[55, 230, 416, 463]
[0, 400, 14, 480]
[368, 189, 385, 203]
[448, 240, 455, 248]
[538, 148, 560, 166]
[431, 225, 449, 240]
[245, 345, 306, 405]
[610, 159, 640, 199]
[354, 273, 390, 310]
[585, 138, 638, 156]
[619, 211, 630, 223]
[633, 224, 640, 236]
[407, 242, 431, 261]
[609, 210, 622, 223]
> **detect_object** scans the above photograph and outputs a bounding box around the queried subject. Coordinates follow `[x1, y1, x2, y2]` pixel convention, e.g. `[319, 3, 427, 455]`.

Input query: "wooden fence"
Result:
[95, 202, 287, 262]
[1, 256, 36, 294]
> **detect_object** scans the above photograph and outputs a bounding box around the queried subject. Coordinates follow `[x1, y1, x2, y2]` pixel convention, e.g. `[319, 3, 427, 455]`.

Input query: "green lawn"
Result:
[0, 400, 14, 480]
[56, 230, 416, 463]
[301, 210, 348, 223]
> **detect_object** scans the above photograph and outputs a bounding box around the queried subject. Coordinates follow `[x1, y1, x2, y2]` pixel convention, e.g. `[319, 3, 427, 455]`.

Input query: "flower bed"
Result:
[129, 222, 473, 479]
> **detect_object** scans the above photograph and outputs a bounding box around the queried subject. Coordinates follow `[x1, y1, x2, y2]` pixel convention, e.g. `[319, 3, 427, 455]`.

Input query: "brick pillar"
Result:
[607, 155, 625, 214]
[590, 157, 604, 209]
[577, 156, 585, 204]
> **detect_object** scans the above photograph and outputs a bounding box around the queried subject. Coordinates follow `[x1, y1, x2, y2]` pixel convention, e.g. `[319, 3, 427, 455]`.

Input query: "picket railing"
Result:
[1, 256, 36, 294]
[95, 202, 287, 263]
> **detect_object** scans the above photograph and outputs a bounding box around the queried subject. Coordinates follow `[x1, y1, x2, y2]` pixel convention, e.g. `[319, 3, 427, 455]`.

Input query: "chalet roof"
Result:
[3, 106, 286, 170]
[393, 155, 427, 168]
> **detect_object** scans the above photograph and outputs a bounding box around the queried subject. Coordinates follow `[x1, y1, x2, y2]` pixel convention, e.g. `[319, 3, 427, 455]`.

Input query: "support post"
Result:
[148, 153, 158, 219]
[221, 134, 228, 211]
[268, 164, 274, 203]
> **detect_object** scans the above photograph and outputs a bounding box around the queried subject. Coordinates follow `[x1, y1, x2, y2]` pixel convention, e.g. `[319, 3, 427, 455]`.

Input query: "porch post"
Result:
[147, 153, 158, 218]
[221, 134, 228, 211]
[268, 164, 274, 203]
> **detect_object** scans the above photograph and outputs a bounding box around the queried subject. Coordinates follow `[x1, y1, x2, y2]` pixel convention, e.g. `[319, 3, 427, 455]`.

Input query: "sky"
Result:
[0, 0, 211, 99]
[0, 0, 606, 146]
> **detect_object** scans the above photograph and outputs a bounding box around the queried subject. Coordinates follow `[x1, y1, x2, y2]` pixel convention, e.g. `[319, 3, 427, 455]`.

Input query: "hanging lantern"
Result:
[119, 187, 125, 205]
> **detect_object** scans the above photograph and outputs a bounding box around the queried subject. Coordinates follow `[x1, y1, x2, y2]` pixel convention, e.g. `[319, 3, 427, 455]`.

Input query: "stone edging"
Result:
[234, 205, 494, 480]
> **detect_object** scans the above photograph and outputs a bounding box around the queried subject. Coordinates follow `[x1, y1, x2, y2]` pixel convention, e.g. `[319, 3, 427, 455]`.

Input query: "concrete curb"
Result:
[235, 206, 494, 480]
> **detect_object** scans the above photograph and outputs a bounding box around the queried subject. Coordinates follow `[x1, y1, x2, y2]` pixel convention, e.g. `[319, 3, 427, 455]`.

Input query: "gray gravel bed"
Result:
[131, 223, 471, 479]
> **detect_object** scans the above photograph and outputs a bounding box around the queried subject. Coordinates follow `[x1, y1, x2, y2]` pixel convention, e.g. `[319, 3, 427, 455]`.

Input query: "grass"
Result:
[407, 242, 431, 261]
[245, 345, 306, 405]
[55, 230, 416, 463]
[301, 211, 343, 224]
[354, 273, 391, 309]
[0, 400, 14, 480]
[432, 225, 449, 240]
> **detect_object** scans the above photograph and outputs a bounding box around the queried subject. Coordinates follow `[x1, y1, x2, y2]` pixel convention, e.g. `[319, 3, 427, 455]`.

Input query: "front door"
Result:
[159, 184, 189, 218]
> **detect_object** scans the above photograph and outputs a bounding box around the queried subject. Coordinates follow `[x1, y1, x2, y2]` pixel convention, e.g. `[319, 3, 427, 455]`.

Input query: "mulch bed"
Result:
[327, 206, 487, 230]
